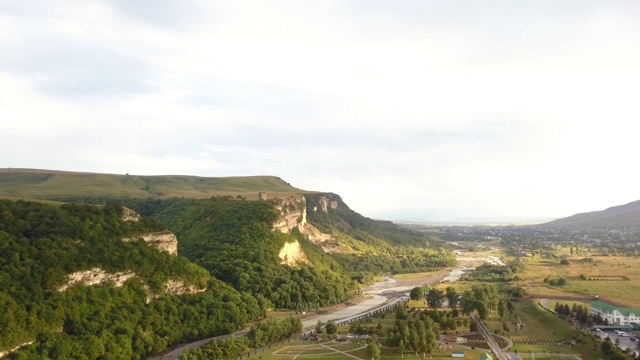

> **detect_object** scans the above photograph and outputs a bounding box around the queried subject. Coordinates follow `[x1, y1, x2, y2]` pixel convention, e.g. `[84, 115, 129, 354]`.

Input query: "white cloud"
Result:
[1, 0, 639, 219]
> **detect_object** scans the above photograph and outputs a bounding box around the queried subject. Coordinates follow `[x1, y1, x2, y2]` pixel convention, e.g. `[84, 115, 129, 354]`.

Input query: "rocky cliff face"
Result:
[123, 231, 178, 256]
[58, 268, 136, 292]
[165, 279, 206, 296]
[272, 197, 346, 255]
[278, 240, 309, 266]
[122, 208, 178, 255]
[272, 197, 307, 233]
[272, 198, 311, 266]
[122, 207, 141, 222]
[302, 223, 344, 253]
[58, 268, 205, 303]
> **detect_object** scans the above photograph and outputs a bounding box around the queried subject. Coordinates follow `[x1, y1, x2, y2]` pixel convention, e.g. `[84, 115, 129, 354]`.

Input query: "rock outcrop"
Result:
[122, 207, 141, 222]
[271, 196, 346, 255]
[278, 240, 309, 266]
[58, 268, 204, 304]
[313, 194, 340, 213]
[301, 223, 345, 253]
[145, 280, 207, 303]
[319, 196, 329, 213]
[123, 231, 178, 256]
[58, 268, 136, 292]
[273, 197, 307, 233]
[121, 208, 178, 255]
[0, 341, 35, 359]
[165, 280, 206, 296]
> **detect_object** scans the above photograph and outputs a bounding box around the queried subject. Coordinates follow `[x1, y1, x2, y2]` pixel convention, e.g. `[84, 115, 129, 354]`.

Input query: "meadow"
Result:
[0, 168, 310, 201]
[515, 252, 640, 308]
[247, 339, 488, 360]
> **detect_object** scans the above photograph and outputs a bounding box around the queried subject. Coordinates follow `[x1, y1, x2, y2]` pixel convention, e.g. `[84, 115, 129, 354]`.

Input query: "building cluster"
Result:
[591, 300, 640, 327]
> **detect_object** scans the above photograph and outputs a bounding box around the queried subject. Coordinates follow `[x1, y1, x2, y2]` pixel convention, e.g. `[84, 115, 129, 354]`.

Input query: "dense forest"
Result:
[1, 190, 457, 358]
[463, 258, 526, 282]
[124, 197, 359, 311]
[181, 317, 303, 360]
[0, 200, 261, 359]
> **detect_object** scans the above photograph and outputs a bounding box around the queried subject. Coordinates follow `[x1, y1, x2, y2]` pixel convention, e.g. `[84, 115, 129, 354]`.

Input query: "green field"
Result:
[504, 299, 605, 360]
[508, 348, 585, 358]
[510, 300, 574, 341]
[516, 254, 640, 308]
[0, 168, 311, 201]
[248, 340, 487, 360]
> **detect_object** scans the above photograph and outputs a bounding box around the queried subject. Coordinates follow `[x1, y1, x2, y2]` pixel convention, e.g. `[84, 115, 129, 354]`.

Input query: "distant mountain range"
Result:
[542, 199, 640, 229]
[366, 208, 554, 225]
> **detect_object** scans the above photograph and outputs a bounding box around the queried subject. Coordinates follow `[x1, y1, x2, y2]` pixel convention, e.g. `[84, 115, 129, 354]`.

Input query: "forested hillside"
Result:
[0, 171, 459, 358]
[0, 200, 262, 359]
[123, 195, 455, 311]
[304, 194, 456, 278]
[306, 194, 429, 247]
[125, 197, 358, 311]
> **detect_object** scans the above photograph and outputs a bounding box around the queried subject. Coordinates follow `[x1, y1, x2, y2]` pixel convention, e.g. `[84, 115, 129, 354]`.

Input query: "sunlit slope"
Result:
[0, 168, 308, 201]
[543, 199, 640, 229]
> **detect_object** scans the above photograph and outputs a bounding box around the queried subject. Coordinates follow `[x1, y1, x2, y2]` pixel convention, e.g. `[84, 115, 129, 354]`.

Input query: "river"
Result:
[149, 251, 502, 359]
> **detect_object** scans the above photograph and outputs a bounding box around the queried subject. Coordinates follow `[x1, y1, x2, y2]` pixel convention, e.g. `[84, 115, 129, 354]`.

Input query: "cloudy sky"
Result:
[1, 1, 640, 221]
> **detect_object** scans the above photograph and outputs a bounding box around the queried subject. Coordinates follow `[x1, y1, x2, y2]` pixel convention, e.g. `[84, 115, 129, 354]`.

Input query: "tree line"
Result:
[554, 303, 592, 326]
[181, 317, 302, 360]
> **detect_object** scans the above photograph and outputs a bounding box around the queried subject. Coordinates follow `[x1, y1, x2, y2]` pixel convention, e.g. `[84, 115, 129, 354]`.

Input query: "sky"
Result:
[1, 1, 640, 221]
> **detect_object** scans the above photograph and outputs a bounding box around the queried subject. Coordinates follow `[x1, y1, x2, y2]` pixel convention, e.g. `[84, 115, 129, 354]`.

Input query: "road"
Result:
[149, 283, 401, 359]
[470, 312, 509, 360]
[149, 256, 487, 359]
[301, 294, 388, 329]
[594, 330, 639, 357]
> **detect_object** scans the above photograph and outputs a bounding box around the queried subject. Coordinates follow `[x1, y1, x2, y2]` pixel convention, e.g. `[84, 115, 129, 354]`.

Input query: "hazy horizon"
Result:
[366, 208, 557, 224]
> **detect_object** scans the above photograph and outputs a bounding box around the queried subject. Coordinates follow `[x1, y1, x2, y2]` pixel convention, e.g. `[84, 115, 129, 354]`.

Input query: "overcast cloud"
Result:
[1, 0, 640, 221]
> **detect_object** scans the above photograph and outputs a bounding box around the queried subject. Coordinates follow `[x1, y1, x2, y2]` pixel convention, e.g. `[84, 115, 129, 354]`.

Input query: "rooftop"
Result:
[591, 301, 640, 317]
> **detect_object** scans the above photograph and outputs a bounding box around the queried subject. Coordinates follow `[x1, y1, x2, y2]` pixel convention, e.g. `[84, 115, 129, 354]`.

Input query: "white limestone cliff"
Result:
[57, 268, 136, 292]
[123, 231, 178, 256]
[122, 207, 141, 222]
[58, 268, 205, 303]
[165, 279, 207, 296]
[278, 240, 309, 266]
[272, 196, 347, 256]
[273, 197, 307, 233]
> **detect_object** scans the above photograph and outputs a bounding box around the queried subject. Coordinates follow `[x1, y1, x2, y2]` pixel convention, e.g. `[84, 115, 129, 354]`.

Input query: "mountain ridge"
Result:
[542, 199, 640, 229]
[0, 168, 310, 201]
[0, 168, 454, 357]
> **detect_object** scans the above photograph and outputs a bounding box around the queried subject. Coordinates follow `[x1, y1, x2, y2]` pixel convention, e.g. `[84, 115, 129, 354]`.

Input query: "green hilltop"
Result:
[0, 168, 309, 201]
